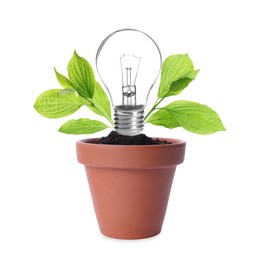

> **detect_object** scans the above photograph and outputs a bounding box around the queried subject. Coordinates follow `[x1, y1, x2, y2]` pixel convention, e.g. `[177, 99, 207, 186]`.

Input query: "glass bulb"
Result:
[96, 29, 162, 136]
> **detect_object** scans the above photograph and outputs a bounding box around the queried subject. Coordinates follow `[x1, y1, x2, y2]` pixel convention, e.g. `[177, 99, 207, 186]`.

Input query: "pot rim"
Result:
[76, 137, 186, 168]
[76, 137, 186, 148]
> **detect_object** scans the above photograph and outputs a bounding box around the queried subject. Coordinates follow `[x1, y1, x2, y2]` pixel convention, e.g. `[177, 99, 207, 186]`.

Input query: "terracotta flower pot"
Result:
[76, 138, 186, 239]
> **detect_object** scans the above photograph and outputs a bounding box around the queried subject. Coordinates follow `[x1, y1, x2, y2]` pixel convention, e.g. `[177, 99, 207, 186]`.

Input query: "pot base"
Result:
[100, 230, 161, 240]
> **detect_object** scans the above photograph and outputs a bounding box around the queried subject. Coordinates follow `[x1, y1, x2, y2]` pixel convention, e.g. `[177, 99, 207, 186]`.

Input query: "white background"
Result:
[0, 0, 259, 259]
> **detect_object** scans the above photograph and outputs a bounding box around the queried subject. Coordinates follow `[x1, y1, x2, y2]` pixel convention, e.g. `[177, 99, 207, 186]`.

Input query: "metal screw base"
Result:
[114, 107, 144, 136]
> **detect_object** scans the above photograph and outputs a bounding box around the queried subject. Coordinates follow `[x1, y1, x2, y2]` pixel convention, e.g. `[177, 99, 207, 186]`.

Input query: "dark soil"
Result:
[98, 131, 171, 145]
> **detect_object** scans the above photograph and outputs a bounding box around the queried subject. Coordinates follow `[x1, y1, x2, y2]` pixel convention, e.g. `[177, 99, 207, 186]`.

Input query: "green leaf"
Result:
[158, 54, 196, 98]
[34, 89, 84, 118]
[54, 68, 75, 89]
[67, 51, 95, 99]
[88, 82, 113, 124]
[167, 69, 200, 96]
[58, 118, 108, 134]
[163, 100, 226, 134]
[59, 88, 76, 95]
[147, 109, 180, 129]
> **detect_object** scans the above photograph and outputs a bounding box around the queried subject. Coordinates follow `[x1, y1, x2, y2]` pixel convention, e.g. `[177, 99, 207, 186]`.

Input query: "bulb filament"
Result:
[120, 55, 141, 109]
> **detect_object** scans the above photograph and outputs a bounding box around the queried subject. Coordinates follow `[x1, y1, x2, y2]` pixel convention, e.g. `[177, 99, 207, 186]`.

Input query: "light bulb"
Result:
[96, 29, 162, 136]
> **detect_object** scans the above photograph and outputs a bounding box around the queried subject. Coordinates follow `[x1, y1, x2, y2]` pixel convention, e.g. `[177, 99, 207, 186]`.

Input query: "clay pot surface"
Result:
[76, 138, 186, 239]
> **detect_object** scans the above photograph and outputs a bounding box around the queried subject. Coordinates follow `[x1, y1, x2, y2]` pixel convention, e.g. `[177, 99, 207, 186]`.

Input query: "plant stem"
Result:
[144, 98, 164, 121]
[103, 114, 114, 126]
[86, 98, 114, 126]
[144, 90, 173, 122]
